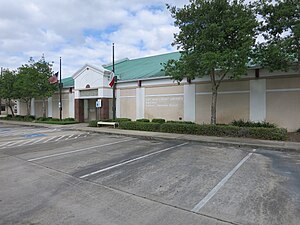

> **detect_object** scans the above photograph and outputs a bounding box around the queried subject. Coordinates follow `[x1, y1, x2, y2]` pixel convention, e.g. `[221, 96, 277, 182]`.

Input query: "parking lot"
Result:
[1, 123, 300, 225]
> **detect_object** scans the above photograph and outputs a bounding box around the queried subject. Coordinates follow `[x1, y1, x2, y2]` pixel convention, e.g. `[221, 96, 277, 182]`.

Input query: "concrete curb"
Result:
[1, 120, 300, 152]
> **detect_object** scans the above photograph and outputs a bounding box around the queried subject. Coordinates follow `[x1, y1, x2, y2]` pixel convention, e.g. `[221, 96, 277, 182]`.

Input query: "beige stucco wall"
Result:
[196, 93, 249, 124]
[145, 86, 184, 120]
[119, 89, 136, 120]
[34, 100, 48, 118]
[266, 77, 300, 89]
[120, 97, 136, 120]
[120, 89, 136, 97]
[266, 77, 300, 131]
[196, 80, 250, 124]
[18, 102, 28, 115]
[52, 92, 70, 119]
[145, 85, 183, 95]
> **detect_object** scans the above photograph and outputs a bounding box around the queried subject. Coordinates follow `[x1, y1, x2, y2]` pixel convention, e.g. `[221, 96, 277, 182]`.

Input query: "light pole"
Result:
[59, 57, 62, 120]
[112, 43, 116, 120]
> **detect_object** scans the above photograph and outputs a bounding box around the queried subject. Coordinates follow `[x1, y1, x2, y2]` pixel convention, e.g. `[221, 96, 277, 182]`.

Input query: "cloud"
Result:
[0, 0, 189, 77]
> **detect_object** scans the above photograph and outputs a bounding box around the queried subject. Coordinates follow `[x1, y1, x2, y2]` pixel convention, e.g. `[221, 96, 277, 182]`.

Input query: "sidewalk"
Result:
[1, 120, 300, 152]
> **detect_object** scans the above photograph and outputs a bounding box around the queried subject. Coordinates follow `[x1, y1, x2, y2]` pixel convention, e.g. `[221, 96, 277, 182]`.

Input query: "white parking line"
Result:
[79, 142, 189, 179]
[191, 149, 256, 213]
[28, 137, 48, 145]
[65, 134, 74, 140]
[27, 138, 134, 162]
[16, 139, 37, 147]
[43, 136, 59, 143]
[54, 135, 66, 142]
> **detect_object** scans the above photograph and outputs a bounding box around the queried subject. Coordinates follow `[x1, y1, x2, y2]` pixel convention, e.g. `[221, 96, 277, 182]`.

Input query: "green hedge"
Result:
[152, 118, 165, 123]
[231, 119, 277, 128]
[0, 115, 35, 122]
[115, 118, 131, 122]
[119, 121, 161, 132]
[160, 123, 288, 141]
[166, 120, 195, 124]
[136, 118, 150, 122]
[88, 120, 98, 127]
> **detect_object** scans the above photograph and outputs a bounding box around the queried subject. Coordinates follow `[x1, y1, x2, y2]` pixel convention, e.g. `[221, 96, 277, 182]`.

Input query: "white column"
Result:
[184, 84, 196, 122]
[116, 89, 121, 118]
[250, 79, 266, 122]
[69, 92, 75, 118]
[48, 97, 53, 117]
[30, 98, 35, 116]
[136, 88, 145, 119]
[16, 100, 20, 115]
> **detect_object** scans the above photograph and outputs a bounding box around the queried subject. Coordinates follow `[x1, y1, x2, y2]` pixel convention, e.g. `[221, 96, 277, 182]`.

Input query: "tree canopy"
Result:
[165, 0, 258, 124]
[0, 57, 58, 116]
[0, 69, 17, 116]
[254, 0, 300, 71]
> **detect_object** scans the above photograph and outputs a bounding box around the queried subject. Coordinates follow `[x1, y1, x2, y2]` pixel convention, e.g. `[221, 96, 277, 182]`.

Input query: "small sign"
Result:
[96, 99, 102, 108]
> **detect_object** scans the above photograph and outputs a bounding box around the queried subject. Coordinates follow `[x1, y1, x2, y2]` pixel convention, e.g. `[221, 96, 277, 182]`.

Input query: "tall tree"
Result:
[165, 0, 258, 125]
[0, 69, 17, 116]
[32, 56, 57, 117]
[254, 0, 300, 72]
[15, 57, 57, 116]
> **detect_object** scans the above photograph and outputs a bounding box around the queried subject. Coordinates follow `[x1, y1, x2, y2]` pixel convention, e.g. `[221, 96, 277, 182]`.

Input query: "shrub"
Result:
[119, 121, 161, 132]
[160, 123, 287, 141]
[297, 128, 300, 133]
[88, 120, 98, 127]
[23, 115, 35, 122]
[115, 118, 131, 122]
[37, 117, 48, 121]
[99, 119, 114, 122]
[231, 119, 277, 128]
[152, 118, 165, 123]
[166, 120, 195, 124]
[63, 117, 75, 121]
[136, 118, 150, 122]
[50, 118, 60, 121]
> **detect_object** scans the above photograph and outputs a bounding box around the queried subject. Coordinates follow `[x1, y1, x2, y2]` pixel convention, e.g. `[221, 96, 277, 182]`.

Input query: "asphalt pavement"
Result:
[0, 121, 300, 225]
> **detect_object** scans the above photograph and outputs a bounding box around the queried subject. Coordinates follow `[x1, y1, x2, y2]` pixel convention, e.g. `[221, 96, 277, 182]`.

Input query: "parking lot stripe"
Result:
[27, 138, 134, 162]
[79, 142, 189, 179]
[42, 136, 59, 143]
[191, 149, 256, 213]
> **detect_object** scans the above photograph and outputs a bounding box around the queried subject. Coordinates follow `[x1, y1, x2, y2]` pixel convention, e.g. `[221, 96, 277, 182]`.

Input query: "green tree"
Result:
[254, 0, 300, 72]
[165, 0, 258, 124]
[0, 69, 17, 116]
[15, 57, 57, 116]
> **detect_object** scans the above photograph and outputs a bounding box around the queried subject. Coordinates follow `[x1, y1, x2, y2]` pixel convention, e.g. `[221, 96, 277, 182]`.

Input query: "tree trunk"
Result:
[42, 99, 46, 118]
[26, 100, 31, 116]
[210, 87, 218, 125]
[7, 99, 15, 117]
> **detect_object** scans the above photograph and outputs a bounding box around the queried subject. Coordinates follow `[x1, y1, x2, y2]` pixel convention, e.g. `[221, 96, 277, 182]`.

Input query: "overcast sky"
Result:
[0, 0, 190, 78]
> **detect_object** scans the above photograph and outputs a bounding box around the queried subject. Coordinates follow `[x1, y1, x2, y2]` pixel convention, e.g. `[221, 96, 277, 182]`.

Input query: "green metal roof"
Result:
[104, 52, 181, 81]
[61, 77, 74, 88]
[60, 52, 180, 87]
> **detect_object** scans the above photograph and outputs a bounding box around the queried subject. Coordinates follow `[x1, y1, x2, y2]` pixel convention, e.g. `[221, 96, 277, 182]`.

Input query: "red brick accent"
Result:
[100, 98, 109, 120]
[75, 99, 84, 122]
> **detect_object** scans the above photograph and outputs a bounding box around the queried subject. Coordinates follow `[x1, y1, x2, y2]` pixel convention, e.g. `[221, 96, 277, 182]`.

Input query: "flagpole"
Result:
[112, 43, 116, 120]
[59, 57, 62, 121]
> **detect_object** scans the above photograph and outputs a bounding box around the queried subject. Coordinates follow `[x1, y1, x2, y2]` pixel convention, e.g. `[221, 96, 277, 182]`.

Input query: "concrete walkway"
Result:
[1, 120, 300, 152]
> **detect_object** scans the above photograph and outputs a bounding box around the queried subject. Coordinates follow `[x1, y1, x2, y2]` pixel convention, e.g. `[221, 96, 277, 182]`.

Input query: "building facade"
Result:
[16, 52, 300, 131]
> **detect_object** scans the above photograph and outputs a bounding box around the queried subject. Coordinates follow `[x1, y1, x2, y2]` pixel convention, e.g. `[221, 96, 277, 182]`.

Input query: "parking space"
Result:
[0, 124, 300, 225]
[0, 124, 90, 149]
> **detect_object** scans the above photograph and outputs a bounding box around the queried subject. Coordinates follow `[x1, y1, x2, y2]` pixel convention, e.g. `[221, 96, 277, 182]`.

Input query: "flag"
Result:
[109, 75, 116, 87]
[49, 72, 58, 84]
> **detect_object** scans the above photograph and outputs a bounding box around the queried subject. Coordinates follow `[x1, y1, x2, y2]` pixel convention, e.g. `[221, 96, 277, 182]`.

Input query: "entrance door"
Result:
[88, 99, 96, 121]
